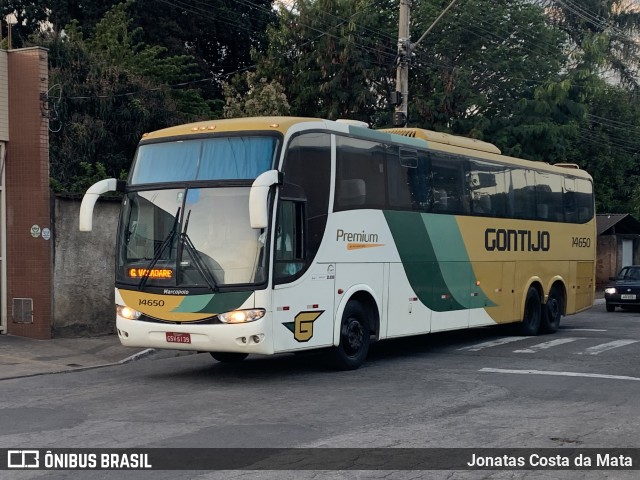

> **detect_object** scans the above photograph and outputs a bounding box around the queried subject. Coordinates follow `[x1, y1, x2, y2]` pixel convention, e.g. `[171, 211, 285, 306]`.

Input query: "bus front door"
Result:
[272, 263, 336, 352]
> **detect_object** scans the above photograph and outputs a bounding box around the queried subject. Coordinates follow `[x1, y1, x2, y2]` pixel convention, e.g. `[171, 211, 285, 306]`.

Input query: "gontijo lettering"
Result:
[485, 228, 550, 252]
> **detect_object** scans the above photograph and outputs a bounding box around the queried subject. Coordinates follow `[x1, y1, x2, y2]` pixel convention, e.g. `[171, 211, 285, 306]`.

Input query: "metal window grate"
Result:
[12, 298, 33, 323]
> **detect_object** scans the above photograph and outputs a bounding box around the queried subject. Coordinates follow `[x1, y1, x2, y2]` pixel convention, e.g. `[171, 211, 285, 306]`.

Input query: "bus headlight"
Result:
[218, 309, 265, 324]
[604, 287, 617, 295]
[117, 305, 142, 320]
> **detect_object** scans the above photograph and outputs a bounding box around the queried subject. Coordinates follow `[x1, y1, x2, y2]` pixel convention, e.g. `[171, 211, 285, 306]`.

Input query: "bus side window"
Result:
[337, 179, 366, 207]
[386, 147, 431, 212]
[510, 168, 536, 220]
[575, 178, 594, 223]
[535, 171, 563, 221]
[275, 200, 305, 278]
[430, 152, 469, 214]
[386, 147, 413, 210]
[335, 136, 386, 210]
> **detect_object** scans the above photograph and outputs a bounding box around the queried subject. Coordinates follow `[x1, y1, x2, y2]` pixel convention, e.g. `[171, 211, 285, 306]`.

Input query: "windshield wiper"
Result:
[138, 207, 181, 290]
[179, 209, 219, 292]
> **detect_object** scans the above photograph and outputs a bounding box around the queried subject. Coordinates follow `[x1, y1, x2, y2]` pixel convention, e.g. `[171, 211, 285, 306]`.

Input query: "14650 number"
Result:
[139, 299, 165, 307]
[572, 237, 591, 248]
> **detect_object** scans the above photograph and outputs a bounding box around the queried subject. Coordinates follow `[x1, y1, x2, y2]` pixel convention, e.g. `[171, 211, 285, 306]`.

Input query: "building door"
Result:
[622, 239, 633, 269]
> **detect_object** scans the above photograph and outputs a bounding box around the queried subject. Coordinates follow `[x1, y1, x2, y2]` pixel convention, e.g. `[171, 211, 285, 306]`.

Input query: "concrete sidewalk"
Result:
[0, 334, 190, 381]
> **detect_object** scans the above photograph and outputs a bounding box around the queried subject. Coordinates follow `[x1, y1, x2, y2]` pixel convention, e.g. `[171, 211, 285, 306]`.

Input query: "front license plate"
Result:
[621, 294, 636, 300]
[166, 332, 191, 344]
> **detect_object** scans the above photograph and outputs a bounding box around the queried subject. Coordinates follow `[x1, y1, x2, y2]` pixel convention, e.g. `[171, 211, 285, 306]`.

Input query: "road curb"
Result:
[0, 348, 176, 382]
[118, 348, 157, 364]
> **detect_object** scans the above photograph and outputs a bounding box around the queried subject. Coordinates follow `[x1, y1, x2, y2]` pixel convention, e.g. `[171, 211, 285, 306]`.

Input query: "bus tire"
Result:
[541, 286, 563, 334]
[210, 352, 248, 363]
[520, 287, 541, 336]
[330, 301, 370, 370]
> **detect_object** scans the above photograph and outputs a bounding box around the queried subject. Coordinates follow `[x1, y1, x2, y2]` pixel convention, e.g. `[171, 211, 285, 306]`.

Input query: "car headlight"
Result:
[217, 309, 265, 324]
[117, 305, 142, 320]
[604, 287, 617, 295]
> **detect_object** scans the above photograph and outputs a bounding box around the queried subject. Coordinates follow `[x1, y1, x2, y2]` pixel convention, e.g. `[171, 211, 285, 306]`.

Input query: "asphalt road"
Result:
[2, 302, 640, 479]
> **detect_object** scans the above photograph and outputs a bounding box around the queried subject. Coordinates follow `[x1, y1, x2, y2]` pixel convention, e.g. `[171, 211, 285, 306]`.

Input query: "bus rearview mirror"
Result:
[249, 170, 281, 229]
[79, 178, 125, 231]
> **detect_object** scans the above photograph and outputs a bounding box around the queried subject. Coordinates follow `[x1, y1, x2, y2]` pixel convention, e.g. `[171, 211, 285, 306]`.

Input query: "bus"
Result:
[79, 116, 596, 370]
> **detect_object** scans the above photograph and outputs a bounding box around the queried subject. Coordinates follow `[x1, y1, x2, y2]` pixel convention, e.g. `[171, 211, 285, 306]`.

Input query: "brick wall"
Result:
[6, 48, 52, 339]
[0, 50, 8, 142]
[596, 235, 616, 289]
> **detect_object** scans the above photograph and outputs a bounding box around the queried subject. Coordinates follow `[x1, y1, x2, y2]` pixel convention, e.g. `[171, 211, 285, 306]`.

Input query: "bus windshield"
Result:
[116, 187, 267, 288]
[130, 136, 278, 184]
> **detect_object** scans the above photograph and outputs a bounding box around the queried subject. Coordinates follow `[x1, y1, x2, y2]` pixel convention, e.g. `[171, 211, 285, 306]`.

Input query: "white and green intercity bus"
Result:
[79, 116, 596, 370]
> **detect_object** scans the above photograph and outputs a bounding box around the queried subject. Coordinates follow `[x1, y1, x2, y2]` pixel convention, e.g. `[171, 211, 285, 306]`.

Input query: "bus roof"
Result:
[381, 127, 592, 180]
[139, 117, 592, 180]
[140, 116, 323, 141]
[382, 127, 502, 155]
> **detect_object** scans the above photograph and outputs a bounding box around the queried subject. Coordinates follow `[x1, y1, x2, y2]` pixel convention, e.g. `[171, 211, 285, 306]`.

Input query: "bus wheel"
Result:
[330, 301, 370, 370]
[520, 287, 541, 336]
[541, 286, 563, 334]
[210, 352, 248, 363]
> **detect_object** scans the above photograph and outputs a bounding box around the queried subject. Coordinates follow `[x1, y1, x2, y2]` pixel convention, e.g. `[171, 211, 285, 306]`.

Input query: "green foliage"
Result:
[409, 0, 575, 158]
[547, 0, 640, 89]
[222, 71, 291, 117]
[542, 0, 640, 212]
[566, 84, 640, 214]
[7, 0, 640, 214]
[49, 161, 126, 196]
[87, 2, 198, 85]
[34, 3, 212, 192]
[45, 0, 277, 99]
[257, 0, 397, 123]
[1, 0, 49, 48]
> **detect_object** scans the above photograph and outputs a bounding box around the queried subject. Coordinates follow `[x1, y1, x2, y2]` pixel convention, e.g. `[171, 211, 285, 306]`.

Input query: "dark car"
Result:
[604, 265, 640, 312]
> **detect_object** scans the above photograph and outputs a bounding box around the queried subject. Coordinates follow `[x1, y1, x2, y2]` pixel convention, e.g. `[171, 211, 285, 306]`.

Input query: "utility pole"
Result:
[392, 0, 459, 128]
[392, 0, 411, 128]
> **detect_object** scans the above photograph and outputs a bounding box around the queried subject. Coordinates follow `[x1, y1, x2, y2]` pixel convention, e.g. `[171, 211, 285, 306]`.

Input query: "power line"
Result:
[54, 0, 640, 152]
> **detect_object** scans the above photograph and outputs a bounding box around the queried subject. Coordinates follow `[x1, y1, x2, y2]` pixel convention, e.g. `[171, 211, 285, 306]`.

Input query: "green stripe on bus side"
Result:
[422, 215, 495, 308]
[172, 291, 252, 314]
[383, 211, 495, 311]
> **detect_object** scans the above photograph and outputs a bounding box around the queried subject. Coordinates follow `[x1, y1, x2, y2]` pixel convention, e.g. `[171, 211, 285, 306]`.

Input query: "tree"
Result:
[545, 0, 640, 88]
[39, 2, 213, 191]
[408, 0, 578, 160]
[1, 0, 49, 48]
[222, 71, 290, 117]
[256, 0, 398, 123]
[45, 0, 277, 106]
[255, 0, 581, 163]
[540, 1, 640, 211]
[566, 84, 640, 214]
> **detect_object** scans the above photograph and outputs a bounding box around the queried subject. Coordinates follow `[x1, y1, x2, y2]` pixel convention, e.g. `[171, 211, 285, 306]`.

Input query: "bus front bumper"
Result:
[116, 315, 274, 355]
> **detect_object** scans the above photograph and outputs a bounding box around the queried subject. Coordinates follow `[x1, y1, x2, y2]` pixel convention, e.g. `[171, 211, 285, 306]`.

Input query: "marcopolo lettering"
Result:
[485, 228, 550, 252]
